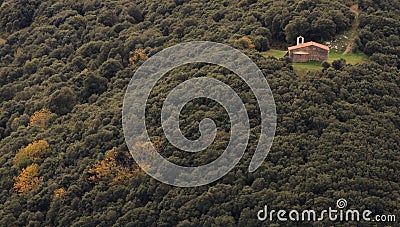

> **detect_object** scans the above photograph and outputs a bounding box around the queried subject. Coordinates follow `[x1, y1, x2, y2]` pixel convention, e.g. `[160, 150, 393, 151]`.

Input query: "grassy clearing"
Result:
[329, 32, 350, 52]
[328, 50, 368, 64]
[292, 61, 322, 74]
[261, 49, 287, 59]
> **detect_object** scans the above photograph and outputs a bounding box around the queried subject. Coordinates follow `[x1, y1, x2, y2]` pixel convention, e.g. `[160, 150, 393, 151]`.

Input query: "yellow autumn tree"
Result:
[13, 164, 41, 194]
[88, 149, 135, 186]
[13, 140, 50, 169]
[88, 149, 117, 181]
[129, 49, 148, 65]
[236, 36, 256, 49]
[29, 108, 54, 128]
[53, 188, 67, 202]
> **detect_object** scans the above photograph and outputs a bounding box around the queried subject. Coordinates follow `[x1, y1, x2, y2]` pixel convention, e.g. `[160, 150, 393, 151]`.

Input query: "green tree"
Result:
[82, 72, 108, 99]
[311, 18, 336, 40]
[99, 59, 123, 79]
[332, 58, 346, 70]
[48, 87, 77, 115]
[284, 17, 310, 44]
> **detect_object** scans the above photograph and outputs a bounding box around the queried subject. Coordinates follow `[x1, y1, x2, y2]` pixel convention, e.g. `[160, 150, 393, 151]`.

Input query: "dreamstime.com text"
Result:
[257, 199, 396, 223]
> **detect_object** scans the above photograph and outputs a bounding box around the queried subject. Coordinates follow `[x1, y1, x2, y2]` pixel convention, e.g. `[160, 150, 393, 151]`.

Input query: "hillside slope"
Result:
[0, 0, 399, 226]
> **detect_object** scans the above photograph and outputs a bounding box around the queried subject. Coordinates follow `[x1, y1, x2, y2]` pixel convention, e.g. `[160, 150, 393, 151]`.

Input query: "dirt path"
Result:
[344, 4, 359, 54]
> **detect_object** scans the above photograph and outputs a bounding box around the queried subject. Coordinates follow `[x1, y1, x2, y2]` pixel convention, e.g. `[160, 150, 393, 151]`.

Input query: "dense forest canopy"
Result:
[0, 0, 399, 226]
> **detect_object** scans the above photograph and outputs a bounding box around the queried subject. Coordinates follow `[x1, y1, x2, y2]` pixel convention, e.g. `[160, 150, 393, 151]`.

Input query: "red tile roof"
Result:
[288, 41, 329, 51]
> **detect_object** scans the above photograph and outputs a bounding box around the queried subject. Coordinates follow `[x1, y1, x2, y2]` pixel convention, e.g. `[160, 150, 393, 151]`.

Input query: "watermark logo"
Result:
[122, 41, 276, 187]
[336, 198, 347, 209]
[257, 199, 396, 223]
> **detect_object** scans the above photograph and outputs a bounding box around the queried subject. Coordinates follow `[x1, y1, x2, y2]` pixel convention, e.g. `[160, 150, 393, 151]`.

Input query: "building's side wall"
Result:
[292, 54, 309, 62]
[300, 46, 328, 61]
[289, 46, 329, 62]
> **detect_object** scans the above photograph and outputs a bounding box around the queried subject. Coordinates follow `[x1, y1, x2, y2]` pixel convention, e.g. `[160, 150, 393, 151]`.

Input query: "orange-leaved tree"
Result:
[53, 188, 67, 202]
[88, 149, 118, 182]
[129, 49, 148, 65]
[88, 149, 139, 186]
[13, 164, 42, 194]
[12, 140, 50, 169]
[88, 142, 164, 185]
[29, 108, 54, 128]
[236, 36, 256, 49]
